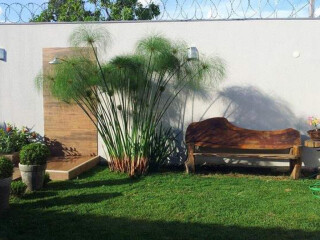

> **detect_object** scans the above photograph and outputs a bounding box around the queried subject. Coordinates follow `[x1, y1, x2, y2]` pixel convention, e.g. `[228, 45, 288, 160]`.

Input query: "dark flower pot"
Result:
[307, 130, 320, 141]
[19, 164, 46, 191]
[0, 177, 12, 212]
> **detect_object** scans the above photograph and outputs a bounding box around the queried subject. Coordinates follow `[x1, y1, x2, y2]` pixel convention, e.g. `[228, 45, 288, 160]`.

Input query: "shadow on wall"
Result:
[218, 85, 309, 132]
[165, 85, 320, 167]
[164, 84, 212, 131]
[44, 137, 82, 157]
[201, 85, 320, 168]
[162, 85, 213, 165]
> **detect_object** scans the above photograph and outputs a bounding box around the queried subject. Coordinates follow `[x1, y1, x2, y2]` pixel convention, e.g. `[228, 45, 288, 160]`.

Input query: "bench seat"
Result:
[185, 117, 302, 179]
[192, 152, 298, 160]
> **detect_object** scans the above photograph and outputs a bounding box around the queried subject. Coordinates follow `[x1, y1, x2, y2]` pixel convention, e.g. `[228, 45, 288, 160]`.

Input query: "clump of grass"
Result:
[11, 180, 27, 197]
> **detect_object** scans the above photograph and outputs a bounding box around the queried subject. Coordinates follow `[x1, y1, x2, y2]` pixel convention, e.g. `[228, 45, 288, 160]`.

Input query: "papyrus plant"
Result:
[36, 26, 225, 177]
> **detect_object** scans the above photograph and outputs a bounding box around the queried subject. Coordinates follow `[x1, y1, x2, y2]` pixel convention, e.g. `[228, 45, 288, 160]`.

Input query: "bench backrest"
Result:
[186, 118, 301, 150]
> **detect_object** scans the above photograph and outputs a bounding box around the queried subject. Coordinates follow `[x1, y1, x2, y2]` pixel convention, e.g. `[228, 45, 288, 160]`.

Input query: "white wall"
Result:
[1, 20, 320, 168]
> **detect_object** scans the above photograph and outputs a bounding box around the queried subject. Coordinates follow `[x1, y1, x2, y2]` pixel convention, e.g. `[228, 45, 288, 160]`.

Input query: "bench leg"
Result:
[185, 143, 195, 174]
[290, 145, 302, 180]
[290, 158, 302, 180]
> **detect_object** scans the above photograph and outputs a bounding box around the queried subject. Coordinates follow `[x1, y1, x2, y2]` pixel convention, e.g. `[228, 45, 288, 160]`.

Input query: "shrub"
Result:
[0, 157, 14, 179]
[11, 180, 27, 197]
[0, 128, 27, 154]
[19, 143, 50, 165]
[0, 124, 39, 154]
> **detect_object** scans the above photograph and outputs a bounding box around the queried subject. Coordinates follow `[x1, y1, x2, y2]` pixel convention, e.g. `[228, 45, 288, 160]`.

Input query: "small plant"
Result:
[0, 123, 39, 154]
[10, 180, 27, 197]
[0, 156, 14, 179]
[0, 156, 13, 211]
[19, 143, 50, 165]
[19, 143, 50, 191]
[308, 117, 320, 130]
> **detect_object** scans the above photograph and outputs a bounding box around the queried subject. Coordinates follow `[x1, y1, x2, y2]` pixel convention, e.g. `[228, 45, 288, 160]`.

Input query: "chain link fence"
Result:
[0, 0, 318, 23]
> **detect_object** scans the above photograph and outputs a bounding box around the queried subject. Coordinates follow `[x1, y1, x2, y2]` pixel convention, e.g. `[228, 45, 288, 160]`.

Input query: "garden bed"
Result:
[0, 166, 320, 240]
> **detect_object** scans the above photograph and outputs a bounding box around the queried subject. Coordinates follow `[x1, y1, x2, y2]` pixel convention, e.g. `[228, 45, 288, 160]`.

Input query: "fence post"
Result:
[310, 0, 315, 18]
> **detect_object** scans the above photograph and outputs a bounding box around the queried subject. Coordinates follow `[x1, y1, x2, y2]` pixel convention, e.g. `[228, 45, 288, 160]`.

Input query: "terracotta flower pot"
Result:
[0, 177, 12, 212]
[307, 129, 320, 141]
[19, 164, 46, 191]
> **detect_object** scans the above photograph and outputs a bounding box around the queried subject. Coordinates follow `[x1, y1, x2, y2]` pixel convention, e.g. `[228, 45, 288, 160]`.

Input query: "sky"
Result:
[0, 0, 317, 22]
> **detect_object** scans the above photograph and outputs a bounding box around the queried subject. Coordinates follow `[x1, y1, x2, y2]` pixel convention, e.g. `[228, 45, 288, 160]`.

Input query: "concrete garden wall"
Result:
[0, 19, 320, 167]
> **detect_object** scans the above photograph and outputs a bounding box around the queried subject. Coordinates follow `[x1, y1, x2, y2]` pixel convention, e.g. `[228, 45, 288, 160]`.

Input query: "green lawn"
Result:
[1, 166, 320, 240]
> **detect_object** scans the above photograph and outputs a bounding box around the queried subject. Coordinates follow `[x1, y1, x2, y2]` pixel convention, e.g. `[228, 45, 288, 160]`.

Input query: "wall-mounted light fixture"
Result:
[187, 46, 199, 60]
[0, 48, 6, 61]
[292, 51, 300, 58]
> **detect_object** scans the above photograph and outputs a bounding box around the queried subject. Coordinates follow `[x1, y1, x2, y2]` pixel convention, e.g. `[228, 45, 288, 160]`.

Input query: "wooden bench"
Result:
[185, 117, 302, 179]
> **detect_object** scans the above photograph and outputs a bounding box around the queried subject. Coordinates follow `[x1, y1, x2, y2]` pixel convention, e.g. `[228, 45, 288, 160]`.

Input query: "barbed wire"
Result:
[0, 0, 318, 23]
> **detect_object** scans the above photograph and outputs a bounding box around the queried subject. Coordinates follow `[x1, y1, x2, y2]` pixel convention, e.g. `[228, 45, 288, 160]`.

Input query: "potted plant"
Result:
[0, 156, 14, 212]
[307, 117, 320, 141]
[19, 143, 50, 191]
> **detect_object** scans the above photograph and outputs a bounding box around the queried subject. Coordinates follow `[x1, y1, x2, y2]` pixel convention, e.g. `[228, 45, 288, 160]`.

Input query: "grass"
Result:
[1, 166, 320, 240]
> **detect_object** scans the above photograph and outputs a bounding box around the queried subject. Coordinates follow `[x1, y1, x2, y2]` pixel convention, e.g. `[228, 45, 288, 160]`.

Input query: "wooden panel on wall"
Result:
[43, 48, 97, 157]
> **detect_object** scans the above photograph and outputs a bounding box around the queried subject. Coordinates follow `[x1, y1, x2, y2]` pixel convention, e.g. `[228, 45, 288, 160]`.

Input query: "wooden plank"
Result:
[193, 153, 298, 160]
[186, 118, 301, 150]
[43, 48, 97, 157]
[46, 156, 100, 180]
[305, 139, 320, 148]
